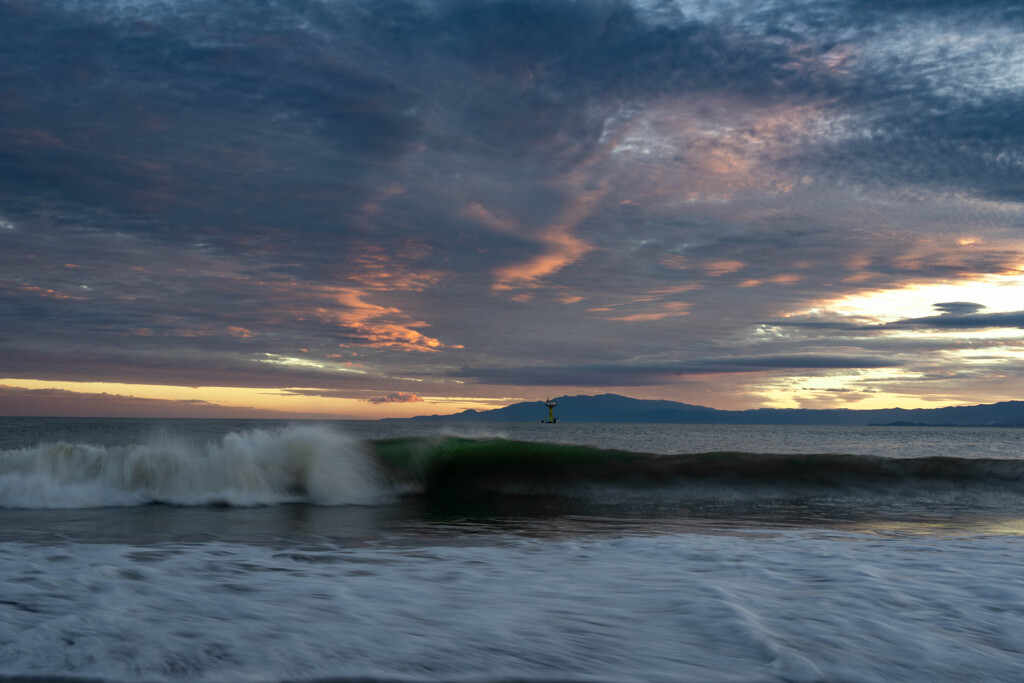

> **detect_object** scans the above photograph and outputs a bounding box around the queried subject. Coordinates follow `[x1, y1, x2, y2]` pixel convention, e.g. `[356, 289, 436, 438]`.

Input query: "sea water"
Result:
[2, 418, 1024, 682]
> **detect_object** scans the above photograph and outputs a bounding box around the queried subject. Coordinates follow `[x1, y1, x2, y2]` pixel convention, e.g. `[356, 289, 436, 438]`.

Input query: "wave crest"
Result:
[0, 425, 387, 509]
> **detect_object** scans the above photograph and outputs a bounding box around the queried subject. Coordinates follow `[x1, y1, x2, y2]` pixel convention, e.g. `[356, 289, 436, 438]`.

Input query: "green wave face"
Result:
[369, 436, 1024, 500]
[371, 437, 646, 493]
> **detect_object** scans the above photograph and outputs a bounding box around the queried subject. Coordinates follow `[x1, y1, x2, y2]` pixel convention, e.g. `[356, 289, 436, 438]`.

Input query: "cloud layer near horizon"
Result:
[2, 0, 1023, 415]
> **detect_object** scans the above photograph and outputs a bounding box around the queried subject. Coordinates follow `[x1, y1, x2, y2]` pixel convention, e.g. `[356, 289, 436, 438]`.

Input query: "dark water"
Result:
[3, 418, 1024, 681]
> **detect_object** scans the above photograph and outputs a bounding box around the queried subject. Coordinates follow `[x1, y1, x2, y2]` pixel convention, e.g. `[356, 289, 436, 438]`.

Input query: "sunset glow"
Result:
[0, 379, 503, 419]
[1, 0, 1022, 417]
[799, 272, 1024, 324]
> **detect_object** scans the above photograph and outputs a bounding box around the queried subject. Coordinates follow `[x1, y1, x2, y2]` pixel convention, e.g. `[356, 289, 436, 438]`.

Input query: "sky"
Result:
[1, 0, 1024, 419]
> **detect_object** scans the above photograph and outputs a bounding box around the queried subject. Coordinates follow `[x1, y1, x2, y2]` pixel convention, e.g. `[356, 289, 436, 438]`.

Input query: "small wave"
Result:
[0, 425, 387, 509]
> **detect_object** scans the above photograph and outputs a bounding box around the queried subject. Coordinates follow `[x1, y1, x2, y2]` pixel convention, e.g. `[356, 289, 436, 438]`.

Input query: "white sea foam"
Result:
[2, 532, 1024, 681]
[0, 425, 387, 509]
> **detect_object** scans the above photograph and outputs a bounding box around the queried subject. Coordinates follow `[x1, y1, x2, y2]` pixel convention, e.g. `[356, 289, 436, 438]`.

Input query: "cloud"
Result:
[882, 310, 1024, 331]
[932, 302, 986, 316]
[603, 301, 691, 322]
[1, 0, 1022, 413]
[0, 385, 293, 418]
[305, 285, 459, 352]
[365, 391, 423, 404]
[453, 355, 901, 386]
[705, 260, 746, 276]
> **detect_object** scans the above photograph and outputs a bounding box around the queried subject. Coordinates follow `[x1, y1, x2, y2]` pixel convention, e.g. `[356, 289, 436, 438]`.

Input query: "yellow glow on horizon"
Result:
[752, 268, 1024, 409]
[797, 271, 1024, 323]
[0, 379, 501, 419]
[754, 368, 951, 410]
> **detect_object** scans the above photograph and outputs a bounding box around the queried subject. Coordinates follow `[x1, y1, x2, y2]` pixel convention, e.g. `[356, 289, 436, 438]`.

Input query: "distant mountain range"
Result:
[391, 393, 1024, 427]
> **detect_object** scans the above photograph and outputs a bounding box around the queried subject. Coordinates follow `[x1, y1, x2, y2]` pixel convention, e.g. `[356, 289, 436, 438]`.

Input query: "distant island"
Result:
[388, 393, 1024, 427]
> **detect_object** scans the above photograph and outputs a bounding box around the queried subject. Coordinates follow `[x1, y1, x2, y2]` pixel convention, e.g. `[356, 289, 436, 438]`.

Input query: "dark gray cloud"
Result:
[775, 306, 1024, 334]
[933, 302, 986, 316]
[1, 0, 1023, 414]
[884, 310, 1024, 331]
[798, 97, 1024, 202]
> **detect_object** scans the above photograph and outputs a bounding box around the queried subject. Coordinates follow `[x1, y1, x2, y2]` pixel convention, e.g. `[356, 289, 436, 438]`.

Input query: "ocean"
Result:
[2, 418, 1024, 682]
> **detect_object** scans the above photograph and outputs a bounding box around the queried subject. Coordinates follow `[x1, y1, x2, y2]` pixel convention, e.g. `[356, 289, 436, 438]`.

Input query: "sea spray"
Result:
[0, 425, 387, 509]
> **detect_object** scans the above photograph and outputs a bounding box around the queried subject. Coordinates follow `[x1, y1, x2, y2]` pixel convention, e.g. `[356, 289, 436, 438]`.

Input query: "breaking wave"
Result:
[0, 425, 386, 509]
[4, 429, 1024, 510]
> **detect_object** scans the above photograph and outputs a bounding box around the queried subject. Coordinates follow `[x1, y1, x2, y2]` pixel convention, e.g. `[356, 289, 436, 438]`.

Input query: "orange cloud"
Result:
[474, 174, 605, 292]
[658, 254, 689, 270]
[311, 286, 458, 352]
[9, 282, 86, 301]
[704, 260, 745, 276]
[647, 284, 702, 294]
[492, 228, 592, 290]
[737, 273, 803, 287]
[346, 240, 445, 292]
[605, 301, 691, 322]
